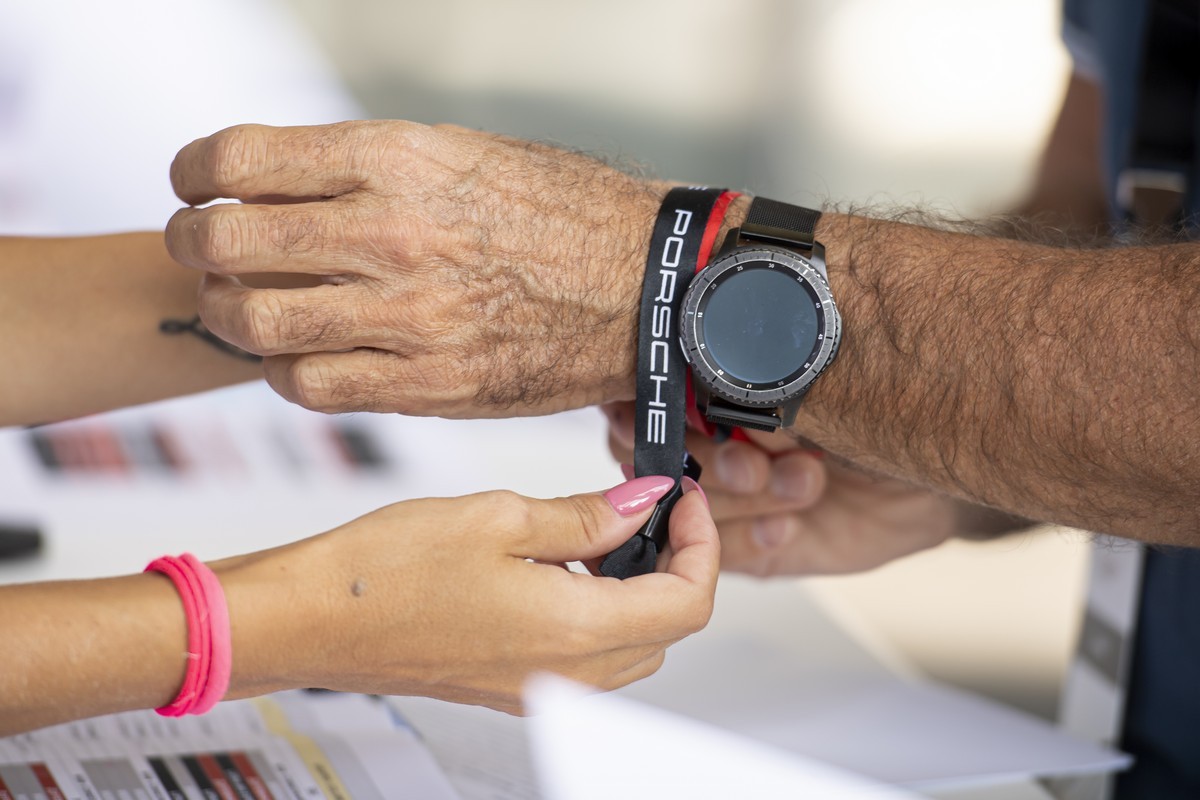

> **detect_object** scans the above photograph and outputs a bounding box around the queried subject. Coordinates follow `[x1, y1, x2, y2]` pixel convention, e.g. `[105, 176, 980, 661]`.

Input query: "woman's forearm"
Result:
[0, 546, 305, 735]
[0, 233, 262, 427]
[1, 572, 190, 733]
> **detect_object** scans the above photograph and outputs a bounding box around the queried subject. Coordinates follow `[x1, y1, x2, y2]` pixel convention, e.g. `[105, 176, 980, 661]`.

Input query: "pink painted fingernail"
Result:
[604, 475, 675, 517]
[682, 476, 709, 509]
[620, 463, 636, 481]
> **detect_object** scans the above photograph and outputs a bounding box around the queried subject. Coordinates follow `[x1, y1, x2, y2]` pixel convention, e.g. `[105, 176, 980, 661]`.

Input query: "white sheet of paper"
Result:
[616, 575, 1129, 790]
[393, 696, 542, 800]
[526, 673, 924, 800]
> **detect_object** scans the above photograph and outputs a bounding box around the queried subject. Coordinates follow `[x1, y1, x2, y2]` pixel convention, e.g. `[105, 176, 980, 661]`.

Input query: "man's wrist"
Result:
[602, 186, 752, 408]
[598, 179, 674, 405]
[714, 193, 753, 252]
[622, 186, 746, 396]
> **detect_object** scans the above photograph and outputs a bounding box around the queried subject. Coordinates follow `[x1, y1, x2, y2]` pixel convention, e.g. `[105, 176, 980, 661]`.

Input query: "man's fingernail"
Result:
[715, 446, 758, 493]
[620, 463, 636, 481]
[604, 476, 675, 517]
[771, 458, 813, 502]
[682, 476, 709, 509]
[752, 515, 798, 550]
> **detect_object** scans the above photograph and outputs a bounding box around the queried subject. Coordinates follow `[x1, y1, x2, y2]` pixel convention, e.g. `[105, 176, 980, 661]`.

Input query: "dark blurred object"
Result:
[0, 521, 43, 560]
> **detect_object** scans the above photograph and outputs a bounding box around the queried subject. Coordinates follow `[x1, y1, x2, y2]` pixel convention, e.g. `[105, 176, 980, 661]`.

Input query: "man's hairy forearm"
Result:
[152, 121, 1199, 544]
[791, 211, 1200, 544]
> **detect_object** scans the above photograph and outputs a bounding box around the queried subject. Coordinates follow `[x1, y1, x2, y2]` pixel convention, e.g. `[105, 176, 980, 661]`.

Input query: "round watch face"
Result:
[680, 247, 840, 408]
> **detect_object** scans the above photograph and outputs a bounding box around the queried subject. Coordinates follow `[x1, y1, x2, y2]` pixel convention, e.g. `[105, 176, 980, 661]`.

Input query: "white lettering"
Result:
[647, 409, 668, 444]
[642, 202, 700, 444]
[672, 208, 693, 236]
[651, 305, 671, 339]
[650, 340, 670, 373]
[655, 269, 677, 303]
[648, 374, 668, 408]
[662, 236, 683, 268]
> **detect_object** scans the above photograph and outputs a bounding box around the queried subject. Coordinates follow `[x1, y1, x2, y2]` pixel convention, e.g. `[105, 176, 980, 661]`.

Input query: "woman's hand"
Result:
[223, 477, 719, 714]
[1, 478, 716, 733]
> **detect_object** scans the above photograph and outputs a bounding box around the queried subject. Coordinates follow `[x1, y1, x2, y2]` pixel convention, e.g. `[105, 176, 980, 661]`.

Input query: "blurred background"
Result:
[0, 0, 1089, 725]
[287, 0, 1070, 216]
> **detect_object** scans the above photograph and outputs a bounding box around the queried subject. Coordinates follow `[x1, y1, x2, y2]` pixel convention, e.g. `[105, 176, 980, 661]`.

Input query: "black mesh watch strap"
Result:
[740, 197, 821, 249]
[705, 402, 781, 433]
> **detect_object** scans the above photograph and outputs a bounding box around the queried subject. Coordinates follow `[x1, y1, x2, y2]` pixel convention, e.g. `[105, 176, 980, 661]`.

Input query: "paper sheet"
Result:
[392, 697, 541, 800]
[0, 691, 458, 800]
[616, 575, 1129, 790]
[526, 673, 922, 800]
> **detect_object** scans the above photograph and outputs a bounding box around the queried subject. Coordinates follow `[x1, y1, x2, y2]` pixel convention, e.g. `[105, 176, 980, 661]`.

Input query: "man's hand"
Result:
[166, 121, 665, 417]
[604, 402, 958, 576]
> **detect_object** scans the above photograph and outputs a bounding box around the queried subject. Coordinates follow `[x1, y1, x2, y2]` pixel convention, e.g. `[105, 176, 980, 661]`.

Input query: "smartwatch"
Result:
[680, 197, 841, 432]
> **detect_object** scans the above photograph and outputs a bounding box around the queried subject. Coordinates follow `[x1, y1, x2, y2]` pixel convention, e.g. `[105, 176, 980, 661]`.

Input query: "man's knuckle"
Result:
[242, 290, 288, 352]
[206, 125, 264, 194]
[344, 120, 393, 169]
[285, 358, 340, 413]
[194, 205, 251, 270]
[374, 120, 428, 160]
[164, 208, 195, 262]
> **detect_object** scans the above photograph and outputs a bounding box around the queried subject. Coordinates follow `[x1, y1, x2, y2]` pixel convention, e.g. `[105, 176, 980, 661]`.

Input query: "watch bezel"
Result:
[680, 246, 840, 409]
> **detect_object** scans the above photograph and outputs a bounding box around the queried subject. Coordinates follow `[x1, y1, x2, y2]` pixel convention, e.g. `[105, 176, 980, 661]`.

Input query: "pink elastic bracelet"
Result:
[145, 553, 231, 717]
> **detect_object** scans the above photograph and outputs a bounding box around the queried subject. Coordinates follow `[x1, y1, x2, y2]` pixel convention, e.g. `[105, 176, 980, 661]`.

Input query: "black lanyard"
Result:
[598, 187, 722, 579]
